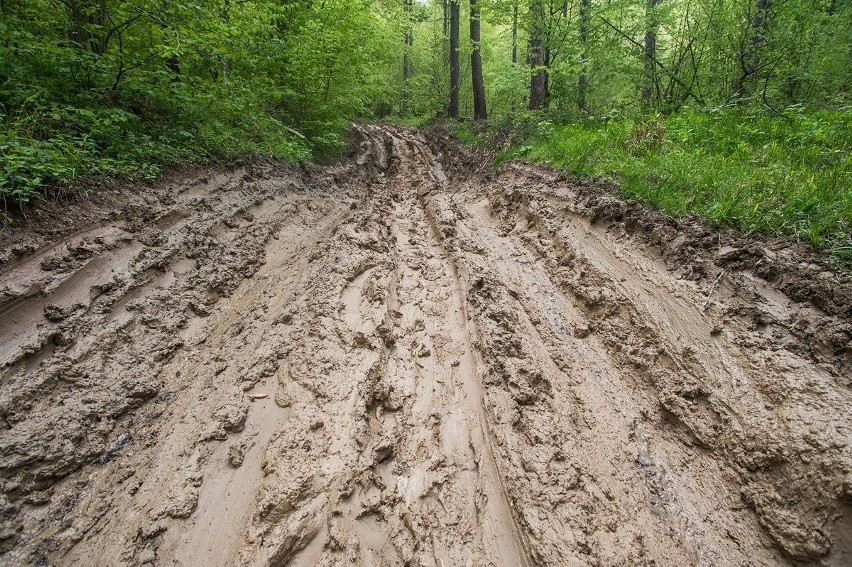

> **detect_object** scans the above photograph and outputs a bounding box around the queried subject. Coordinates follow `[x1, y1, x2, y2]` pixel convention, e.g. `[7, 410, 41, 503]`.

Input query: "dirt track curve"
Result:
[1, 124, 850, 567]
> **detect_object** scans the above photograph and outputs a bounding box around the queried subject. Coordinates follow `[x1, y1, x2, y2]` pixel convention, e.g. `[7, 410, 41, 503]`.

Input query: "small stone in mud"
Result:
[275, 391, 293, 408]
[228, 443, 245, 468]
[138, 521, 167, 540]
[165, 493, 199, 519]
[11, 244, 33, 258]
[842, 473, 852, 500]
[43, 303, 66, 322]
[573, 323, 592, 338]
[137, 549, 156, 564]
[24, 489, 53, 506]
[353, 332, 371, 347]
[189, 302, 212, 317]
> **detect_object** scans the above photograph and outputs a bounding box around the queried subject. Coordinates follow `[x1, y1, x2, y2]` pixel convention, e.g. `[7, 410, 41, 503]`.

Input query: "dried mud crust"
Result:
[0, 125, 849, 567]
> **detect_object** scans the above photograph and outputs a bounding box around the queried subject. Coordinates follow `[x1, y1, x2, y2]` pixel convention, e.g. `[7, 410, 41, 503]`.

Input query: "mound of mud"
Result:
[0, 124, 849, 566]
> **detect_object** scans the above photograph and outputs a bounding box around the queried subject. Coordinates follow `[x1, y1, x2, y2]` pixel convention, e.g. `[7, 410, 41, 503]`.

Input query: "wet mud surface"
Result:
[0, 124, 850, 566]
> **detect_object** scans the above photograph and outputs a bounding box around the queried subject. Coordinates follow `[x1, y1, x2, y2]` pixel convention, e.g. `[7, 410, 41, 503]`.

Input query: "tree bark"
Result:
[68, 0, 107, 54]
[734, 0, 771, 99]
[578, 0, 590, 113]
[470, 0, 487, 119]
[402, 0, 413, 115]
[642, 0, 659, 106]
[528, 0, 547, 110]
[449, 0, 460, 117]
[443, 0, 450, 69]
[512, 5, 518, 65]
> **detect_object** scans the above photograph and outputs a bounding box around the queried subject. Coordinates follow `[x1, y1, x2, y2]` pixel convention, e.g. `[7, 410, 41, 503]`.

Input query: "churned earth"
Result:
[0, 124, 850, 567]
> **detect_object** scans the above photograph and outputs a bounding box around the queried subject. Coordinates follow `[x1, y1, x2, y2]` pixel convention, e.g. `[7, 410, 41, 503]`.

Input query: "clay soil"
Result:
[0, 124, 850, 567]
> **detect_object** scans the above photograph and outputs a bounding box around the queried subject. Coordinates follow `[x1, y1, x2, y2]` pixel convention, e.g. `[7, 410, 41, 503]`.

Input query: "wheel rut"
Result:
[0, 124, 850, 567]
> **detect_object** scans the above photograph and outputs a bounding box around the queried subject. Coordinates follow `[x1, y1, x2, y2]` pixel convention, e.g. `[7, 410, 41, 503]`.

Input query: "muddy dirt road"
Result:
[1, 124, 850, 566]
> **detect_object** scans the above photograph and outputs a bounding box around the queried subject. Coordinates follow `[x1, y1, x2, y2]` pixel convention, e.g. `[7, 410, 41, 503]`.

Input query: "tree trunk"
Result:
[642, 0, 659, 106]
[544, 45, 550, 102]
[750, 0, 770, 69]
[528, 0, 547, 110]
[402, 0, 413, 115]
[449, 0, 460, 117]
[470, 0, 487, 119]
[578, 0, 590, 113]
[512, 5, 518, 65]
[734, 0, 771, 99]
[443, 0, 450, 68]
[68, 0, 107, 54]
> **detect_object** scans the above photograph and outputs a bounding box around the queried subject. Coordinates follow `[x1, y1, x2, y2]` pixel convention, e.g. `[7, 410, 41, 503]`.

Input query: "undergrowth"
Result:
[475, 106, 851, 258]
[0, 91, 313, 210]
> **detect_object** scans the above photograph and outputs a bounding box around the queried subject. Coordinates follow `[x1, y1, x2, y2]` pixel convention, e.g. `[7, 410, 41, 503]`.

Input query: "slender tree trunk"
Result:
[512, 5, 518, 65]
[402, 0, 413, 115]
[167, 54, 181, 80]
[68, 0, 107, 54]
[544, 46, 550, 102]
[749, 0, 770, 71]
[578, 0, 590, 113]
[529, 0, 547, 109]
[470, 0, 487, 119]
[449, 0, 460, 117]
[642, 0, 659, 107]
[443, 0, 450, 68]
[734, 0, 770, 99]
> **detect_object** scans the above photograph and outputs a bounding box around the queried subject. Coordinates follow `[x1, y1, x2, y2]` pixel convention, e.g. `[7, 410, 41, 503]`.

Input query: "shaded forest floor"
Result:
[0, 125, 850, 566]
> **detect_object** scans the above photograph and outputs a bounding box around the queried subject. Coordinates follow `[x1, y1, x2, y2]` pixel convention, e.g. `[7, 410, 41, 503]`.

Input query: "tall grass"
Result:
[495, 107, 851, 256]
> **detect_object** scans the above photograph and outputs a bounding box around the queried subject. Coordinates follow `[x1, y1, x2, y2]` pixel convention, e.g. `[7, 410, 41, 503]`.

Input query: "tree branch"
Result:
[598, 14, 706, 106]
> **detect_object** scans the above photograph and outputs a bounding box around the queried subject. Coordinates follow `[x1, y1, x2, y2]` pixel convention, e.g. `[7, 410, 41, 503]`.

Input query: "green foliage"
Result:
[2, 0, 850, 265]
[0, 0, 397, 207]
[496, 106, 851, 251]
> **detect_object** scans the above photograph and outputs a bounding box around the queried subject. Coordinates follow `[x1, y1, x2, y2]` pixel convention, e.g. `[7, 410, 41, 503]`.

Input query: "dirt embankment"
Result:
[0, 124, 850, 567]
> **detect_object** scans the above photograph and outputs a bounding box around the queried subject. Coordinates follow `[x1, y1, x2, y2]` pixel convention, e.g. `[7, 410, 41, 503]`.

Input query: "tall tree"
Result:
[734, 0, 772, 99]
[470, 0, 487, 119]
[67, 0, 107, 54]
[642, 0, 660, 106]
[403, 0, 413, 115]
[578, 0, 590, 112]
[529, 0, 547, 109]
[443, 0, 450, 68]
[449, 0, 460, 116]
[512, 4, 518, 65]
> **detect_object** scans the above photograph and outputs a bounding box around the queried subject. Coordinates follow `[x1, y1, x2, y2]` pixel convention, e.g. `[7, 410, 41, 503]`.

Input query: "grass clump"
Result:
[496, 107, 851, 254]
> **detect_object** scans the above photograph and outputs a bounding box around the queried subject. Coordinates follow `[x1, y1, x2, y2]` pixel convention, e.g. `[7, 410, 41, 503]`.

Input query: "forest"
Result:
[1, 0, 850, 252]
[2, 2, 852, 566]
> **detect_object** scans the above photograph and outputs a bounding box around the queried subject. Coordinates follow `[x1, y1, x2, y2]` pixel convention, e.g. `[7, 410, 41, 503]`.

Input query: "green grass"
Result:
[0, 97, 313, 209]
[492, 107, 851, 256]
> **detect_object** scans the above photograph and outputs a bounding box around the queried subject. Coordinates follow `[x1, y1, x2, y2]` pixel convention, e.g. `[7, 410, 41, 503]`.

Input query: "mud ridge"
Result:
[0, 124, 849, 567]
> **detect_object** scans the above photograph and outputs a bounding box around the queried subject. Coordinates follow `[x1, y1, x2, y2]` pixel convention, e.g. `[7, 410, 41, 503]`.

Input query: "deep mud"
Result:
[0, 124, 850, 567]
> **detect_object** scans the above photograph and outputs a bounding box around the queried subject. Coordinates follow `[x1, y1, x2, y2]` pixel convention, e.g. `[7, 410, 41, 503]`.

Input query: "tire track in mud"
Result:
[0, 124, 850, 567]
